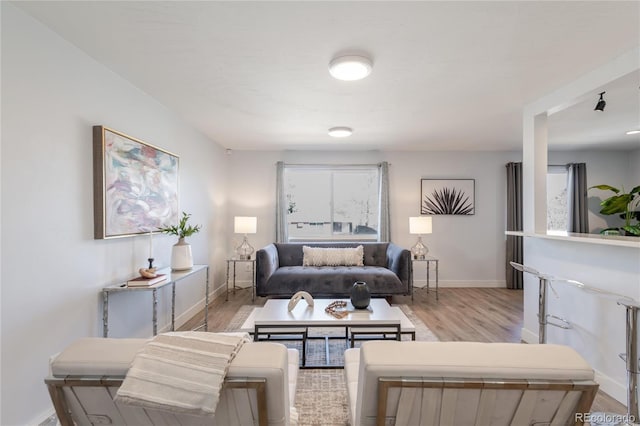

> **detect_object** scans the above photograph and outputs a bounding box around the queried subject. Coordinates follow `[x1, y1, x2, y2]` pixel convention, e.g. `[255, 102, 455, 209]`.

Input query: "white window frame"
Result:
[547, 165, 569, 234]
[283, 164, 381, 242]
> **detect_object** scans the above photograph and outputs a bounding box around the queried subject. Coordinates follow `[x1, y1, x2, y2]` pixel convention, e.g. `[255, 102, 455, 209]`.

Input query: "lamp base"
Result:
[236, 235, 254, 260]
[411, 237, 429, 260]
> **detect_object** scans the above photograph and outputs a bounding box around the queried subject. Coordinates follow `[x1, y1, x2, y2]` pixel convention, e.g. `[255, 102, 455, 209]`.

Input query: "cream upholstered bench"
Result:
[344, 341, 598, 426]
[45, 337, 299, 426]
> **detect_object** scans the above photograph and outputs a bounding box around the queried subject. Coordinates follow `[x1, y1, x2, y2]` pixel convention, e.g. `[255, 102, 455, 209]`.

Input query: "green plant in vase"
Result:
[589, 184, 640, 236]
[159, 212, 202, 270]
[159, 212, 202, 239]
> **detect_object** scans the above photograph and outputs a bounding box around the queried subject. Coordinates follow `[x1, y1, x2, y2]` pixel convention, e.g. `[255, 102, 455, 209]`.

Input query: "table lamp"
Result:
[409, 216, 432, 259]
[234, 216, 257, 260]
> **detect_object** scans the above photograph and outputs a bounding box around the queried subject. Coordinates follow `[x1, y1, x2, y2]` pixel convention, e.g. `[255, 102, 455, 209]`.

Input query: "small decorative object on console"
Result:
[350, 281, 371, 309]
[288, 291, 314, 312]
[139, 267, 157, 278]
[127, 274, 167, 287]
[325, 300, 349, 319]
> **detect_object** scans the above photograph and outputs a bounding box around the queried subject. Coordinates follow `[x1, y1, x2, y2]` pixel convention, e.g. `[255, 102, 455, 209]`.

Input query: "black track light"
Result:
[594, 91, 606, 111]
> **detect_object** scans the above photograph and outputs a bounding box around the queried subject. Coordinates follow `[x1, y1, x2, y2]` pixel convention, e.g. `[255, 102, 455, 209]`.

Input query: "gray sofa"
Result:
[256, 242, 412, 298]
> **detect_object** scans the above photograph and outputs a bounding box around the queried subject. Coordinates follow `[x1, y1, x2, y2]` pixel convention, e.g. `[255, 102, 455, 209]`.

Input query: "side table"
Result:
[412, 256, 439, 300]
[226, 259, 256, 301]
[102, 265, 209, 337]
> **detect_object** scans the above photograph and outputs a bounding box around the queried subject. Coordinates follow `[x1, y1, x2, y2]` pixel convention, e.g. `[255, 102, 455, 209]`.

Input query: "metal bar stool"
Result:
[511, 262, 640, 425]
[510, 262, 571, 343]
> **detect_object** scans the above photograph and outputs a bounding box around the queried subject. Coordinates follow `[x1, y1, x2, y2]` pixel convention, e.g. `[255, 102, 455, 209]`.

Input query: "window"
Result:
[284, 165, 380, 241]
[547, 165, 568, 233]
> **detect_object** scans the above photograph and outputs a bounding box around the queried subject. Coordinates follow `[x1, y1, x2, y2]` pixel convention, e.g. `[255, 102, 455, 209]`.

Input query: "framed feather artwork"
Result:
[420, 179, 475, 215]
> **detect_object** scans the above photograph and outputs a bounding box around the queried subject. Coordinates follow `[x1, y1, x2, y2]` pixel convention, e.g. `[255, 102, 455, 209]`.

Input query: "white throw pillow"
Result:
[302, 246, 364, 267]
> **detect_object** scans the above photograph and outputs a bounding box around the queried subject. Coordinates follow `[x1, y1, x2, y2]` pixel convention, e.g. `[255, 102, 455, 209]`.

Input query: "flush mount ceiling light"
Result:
[328, 55, 372, 81]
[626, 129, 640, 135]
[594, 91, 606, 111]
[328, 127, 353, 138]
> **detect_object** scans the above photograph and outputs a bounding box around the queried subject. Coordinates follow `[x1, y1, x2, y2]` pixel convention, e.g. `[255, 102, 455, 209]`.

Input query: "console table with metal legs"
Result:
[412, 256, 439, 300]
[226, 259, 256, 301]
[102, 265, 209, 337]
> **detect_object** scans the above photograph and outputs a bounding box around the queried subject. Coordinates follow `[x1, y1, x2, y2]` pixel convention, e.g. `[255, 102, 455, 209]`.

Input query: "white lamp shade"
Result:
[409, 217, 432, 234]
[234, 216, 257, 234]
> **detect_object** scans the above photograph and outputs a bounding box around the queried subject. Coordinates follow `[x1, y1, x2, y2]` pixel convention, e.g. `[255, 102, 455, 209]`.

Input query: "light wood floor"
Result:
[182, 286, 625, 415]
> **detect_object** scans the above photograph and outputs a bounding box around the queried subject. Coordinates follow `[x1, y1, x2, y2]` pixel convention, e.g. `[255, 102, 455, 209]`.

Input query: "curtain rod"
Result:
[280, 163, 389, 167]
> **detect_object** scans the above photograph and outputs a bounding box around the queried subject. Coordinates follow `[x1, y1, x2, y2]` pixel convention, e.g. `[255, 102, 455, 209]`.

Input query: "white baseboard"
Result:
[413, 280, 506, 288]
[520, 327, 538, 344]
[158, 285, 223, 333]
[520, 327, 626, 405]
[227, 280, 252, 289]
[594, 369, 627, 406]
[34, 408, 56, 426]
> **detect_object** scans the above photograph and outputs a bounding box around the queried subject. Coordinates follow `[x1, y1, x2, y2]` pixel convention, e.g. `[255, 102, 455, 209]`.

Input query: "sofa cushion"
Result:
[257, 242, 410, 297]
[302, 245, 364, 266]
[51, 337, 148, 377]
[275, 243, 389, 267]
[50, 338, 298, 426]
[267, 266, 403, 296]
[352, 341, 595, 426]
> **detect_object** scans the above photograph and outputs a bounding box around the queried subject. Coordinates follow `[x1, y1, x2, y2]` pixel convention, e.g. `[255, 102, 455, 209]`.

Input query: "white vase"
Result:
[171, 237, 193, 271]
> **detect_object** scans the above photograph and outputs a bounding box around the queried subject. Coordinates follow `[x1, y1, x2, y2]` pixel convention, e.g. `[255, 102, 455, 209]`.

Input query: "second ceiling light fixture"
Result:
[328, 54, 373, 138]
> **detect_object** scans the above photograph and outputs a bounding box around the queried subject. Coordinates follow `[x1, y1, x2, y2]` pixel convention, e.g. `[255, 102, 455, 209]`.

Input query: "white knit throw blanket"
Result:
[115, 331, 250, 417]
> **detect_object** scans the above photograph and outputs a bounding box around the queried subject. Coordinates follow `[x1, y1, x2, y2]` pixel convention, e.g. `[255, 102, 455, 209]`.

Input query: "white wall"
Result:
[1, 4, 228, 425]
[629, 149, 640, 187]
[226, 149, 522, 288]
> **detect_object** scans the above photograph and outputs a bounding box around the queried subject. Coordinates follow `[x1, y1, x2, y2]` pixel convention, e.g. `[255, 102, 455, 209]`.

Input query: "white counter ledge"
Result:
[505, 230, 640, 248]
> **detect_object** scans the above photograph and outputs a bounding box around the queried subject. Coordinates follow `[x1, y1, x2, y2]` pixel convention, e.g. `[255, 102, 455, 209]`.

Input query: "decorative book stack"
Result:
[127, 274, 167, 287]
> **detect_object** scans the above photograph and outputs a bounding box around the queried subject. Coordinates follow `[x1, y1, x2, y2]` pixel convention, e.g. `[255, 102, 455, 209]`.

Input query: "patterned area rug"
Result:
[226, 304, 438, 425]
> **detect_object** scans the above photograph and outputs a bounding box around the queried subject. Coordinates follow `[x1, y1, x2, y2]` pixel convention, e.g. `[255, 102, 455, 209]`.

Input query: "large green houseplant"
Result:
[589, 184, 640, 236]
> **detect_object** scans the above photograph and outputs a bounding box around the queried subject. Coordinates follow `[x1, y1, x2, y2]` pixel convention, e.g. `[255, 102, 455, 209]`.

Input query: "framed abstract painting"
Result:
[421, 179, 475, 215]
[93, 126, 179, 239]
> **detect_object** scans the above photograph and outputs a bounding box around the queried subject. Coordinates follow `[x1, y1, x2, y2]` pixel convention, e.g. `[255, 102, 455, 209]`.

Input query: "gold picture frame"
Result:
[93, 126, 179, 239]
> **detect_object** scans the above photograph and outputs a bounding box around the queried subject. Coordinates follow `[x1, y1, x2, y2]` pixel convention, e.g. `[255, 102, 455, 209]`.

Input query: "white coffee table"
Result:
[240, 298, 415, 367]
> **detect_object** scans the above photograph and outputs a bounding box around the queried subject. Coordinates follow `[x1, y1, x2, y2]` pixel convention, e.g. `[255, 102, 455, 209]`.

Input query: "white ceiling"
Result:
[14, 1, 640, 152]
[547, 69, 640, 150]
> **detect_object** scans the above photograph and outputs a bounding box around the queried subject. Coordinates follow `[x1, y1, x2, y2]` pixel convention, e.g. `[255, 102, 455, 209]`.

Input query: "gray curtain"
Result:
[378, 162, 390, 242]
[567, 163, 589, 233]
[275, 161, 287, 243]
[506, 162, 523, 290]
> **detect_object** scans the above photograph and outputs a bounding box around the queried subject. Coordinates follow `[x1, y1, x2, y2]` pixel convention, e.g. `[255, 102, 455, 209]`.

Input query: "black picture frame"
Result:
[420, 179, 475, 215]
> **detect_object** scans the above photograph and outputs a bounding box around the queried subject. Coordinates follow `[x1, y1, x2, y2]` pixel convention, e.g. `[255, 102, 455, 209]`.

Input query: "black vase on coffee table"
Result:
[350, 281, 371, 309]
